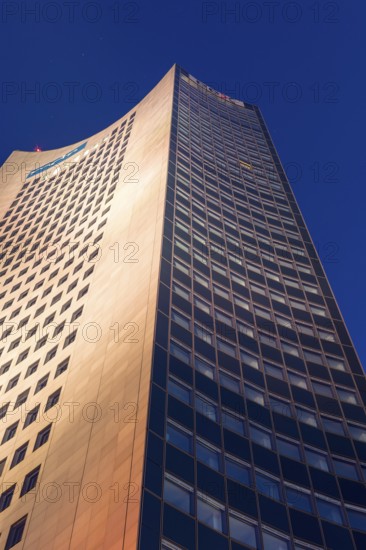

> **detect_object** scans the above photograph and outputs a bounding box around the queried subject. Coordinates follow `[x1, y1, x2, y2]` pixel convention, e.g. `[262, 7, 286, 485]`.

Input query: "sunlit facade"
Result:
[0, 65, 365, 549]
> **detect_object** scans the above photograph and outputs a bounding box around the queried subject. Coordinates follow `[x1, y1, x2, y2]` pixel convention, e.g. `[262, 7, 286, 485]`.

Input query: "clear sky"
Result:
[0, 0, 365, 367]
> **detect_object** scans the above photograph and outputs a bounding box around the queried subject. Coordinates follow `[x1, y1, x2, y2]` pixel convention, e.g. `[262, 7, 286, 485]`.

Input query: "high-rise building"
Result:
[0, 65, 365, 550]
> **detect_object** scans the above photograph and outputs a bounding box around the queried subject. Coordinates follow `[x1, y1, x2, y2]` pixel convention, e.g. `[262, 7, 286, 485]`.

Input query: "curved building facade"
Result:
[0, 65, 365, 549]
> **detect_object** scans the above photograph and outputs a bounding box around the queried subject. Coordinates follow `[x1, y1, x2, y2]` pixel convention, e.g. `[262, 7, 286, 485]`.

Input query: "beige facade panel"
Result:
[0, 65, 175, 549]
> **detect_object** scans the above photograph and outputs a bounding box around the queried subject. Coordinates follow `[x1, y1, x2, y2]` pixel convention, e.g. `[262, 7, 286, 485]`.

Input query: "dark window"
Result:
[0, 361, 11, 375]
[44, 313, 55, 326]
[34, 424, 52, 450]
[2, 421, 18, 444]
[0, 484, 16, 511]
[45, 346, 58, 363]
[45, 388, 61, 411]
[333, 458, 359, 480]
[256, 471, 281, 501]
[77, 285, 89, 299]
[20, 465, 41, 496]
[34, 374, 49, 393]
[71, 307, 83, 322]
[14, 389, 30, 409]
[24, 405, 40, 428]
[6, 375, 19, 391]
[35, 335, 47, 350]
[0, 402, 9, 419]
[5, 515, 27, 549]
[196, 440, 222, 472]
[285, 486, 313, 513]
[25, 361, 39, 377]
[229, 513, 257, 547]
[11, 442, 28, 468]
[166, 423, 193, 453]
[316, 497, 344, 525]
[61, 299, 72, 313]
[164, 475, 193, 514]
[16, 348, 30, 364]
[64, 330, 77, 348]
[225, 456, 251, 486]
[197, 494, 226, 533]
[168, 378, 192, 405]
[55, 357, 69, 377]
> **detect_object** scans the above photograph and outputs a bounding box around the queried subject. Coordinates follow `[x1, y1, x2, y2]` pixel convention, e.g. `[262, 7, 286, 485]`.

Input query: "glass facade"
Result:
[139, 67, 366, 550]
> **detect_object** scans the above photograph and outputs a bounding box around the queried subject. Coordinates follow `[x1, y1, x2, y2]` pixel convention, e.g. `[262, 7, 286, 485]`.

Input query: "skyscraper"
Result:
[0, 65, 365, 550]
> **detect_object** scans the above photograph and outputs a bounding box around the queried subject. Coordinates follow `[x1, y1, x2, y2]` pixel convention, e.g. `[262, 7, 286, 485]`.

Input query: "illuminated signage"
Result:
[182, 73, 244, 107]
[27, 141, 87, 179]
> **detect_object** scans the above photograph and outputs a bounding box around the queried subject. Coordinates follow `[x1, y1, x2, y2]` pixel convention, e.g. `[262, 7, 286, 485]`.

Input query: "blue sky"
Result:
[0, 0, 365, 367]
